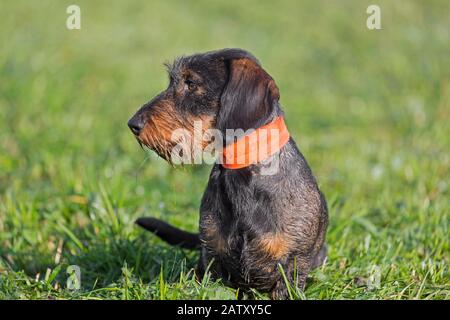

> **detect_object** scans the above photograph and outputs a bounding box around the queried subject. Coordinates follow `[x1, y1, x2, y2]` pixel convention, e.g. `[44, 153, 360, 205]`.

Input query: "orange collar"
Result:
[221, 116, 290, 169]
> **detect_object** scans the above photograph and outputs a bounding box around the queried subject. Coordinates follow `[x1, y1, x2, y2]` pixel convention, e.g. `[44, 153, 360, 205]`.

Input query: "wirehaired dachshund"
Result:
[127, 48, 328, 299]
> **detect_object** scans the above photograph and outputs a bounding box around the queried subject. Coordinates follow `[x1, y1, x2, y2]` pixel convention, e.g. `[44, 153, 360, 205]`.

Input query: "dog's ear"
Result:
[217, 55, 280, 133]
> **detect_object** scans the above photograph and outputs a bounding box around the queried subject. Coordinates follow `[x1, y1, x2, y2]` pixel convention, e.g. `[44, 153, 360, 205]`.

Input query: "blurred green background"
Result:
[0, 0, 448, 299]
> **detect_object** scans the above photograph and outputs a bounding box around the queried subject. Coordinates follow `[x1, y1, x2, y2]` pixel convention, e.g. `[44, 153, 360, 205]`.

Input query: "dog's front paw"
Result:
[270, 281, 290, 300]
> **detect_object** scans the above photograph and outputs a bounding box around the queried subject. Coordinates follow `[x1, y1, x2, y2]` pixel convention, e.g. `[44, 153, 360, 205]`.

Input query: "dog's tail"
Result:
[135, 217, 201, 250]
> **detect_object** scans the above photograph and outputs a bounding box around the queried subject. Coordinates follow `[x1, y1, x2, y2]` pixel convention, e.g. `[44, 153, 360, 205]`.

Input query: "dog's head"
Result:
[127, 48, 281, 162]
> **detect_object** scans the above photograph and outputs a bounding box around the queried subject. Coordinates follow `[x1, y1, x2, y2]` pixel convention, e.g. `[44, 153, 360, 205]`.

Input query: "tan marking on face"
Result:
[178, 68, 206, 95]
[187, 114, 215, 149]
[139, 100, 215, 162]
[140, 101, 180, 159]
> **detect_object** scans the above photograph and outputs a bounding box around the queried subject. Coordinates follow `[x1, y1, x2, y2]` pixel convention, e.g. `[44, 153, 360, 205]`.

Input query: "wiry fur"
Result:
[128, 48, 328, 299]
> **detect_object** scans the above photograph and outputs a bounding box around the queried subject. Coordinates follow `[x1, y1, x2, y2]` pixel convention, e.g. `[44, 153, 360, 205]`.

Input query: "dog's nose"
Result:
[128, 116, 144, 136]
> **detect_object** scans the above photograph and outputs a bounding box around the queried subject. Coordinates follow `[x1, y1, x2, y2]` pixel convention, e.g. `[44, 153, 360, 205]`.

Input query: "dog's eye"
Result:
[184, 79, 197, 91]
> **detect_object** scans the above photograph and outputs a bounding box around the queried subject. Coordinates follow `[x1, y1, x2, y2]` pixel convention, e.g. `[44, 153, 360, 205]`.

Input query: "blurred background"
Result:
[0, 0, 448, 299]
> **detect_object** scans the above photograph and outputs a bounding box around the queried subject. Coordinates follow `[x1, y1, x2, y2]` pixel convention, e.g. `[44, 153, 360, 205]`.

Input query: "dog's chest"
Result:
[199, 168, 285, 288]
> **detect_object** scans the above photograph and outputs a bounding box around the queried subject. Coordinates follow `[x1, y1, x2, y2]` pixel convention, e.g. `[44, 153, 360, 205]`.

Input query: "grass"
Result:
[0, 0, 449, 300]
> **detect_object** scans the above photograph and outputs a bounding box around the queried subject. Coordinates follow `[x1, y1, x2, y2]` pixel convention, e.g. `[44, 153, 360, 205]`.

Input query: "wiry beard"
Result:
[136, 107, 216, 166]
[139, 124, 175, 164]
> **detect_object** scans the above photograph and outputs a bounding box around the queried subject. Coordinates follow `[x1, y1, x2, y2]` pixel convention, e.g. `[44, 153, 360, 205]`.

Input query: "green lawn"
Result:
[0, 0, 448, 299]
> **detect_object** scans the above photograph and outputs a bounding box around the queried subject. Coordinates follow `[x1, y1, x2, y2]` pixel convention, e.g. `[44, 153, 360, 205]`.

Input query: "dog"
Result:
[127, 48, 328, 299]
